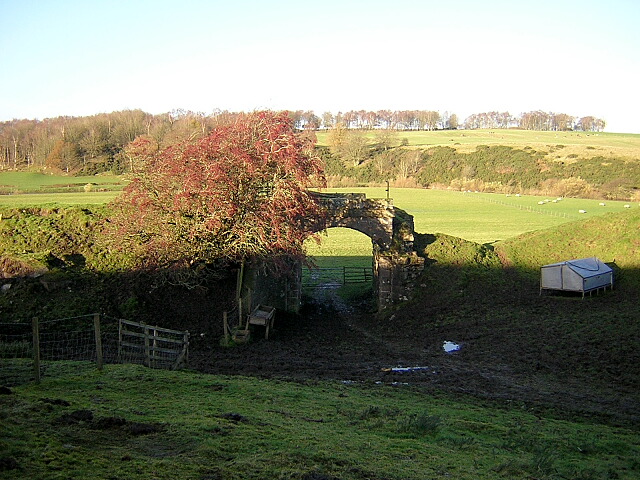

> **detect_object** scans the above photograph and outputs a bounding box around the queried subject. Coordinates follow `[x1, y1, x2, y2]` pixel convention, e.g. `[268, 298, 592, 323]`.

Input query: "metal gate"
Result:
[302, 266, 373, 289]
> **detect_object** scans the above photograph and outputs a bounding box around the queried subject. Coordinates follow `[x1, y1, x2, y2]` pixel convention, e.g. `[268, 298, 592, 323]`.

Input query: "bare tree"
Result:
[396, 150, 421, 179]
[551, 113, 574, 131]
[577, 116, 606, 132]
[341, 129, 370, 167]
[448, 113, 459, 129]
[374, 129, 399, 151]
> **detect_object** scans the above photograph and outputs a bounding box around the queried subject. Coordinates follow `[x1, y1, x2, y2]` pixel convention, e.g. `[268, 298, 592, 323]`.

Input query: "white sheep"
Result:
[579, 209, 587, 214]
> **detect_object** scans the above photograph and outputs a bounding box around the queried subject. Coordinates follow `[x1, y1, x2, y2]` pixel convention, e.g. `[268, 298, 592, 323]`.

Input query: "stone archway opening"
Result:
[302, 227, 375, 307]
[305, 192, 425, 311]
[241, 193, 425, 315]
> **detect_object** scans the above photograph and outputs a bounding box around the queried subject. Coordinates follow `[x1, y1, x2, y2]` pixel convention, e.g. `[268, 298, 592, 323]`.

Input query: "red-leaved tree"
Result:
[106, 111, 325, 277]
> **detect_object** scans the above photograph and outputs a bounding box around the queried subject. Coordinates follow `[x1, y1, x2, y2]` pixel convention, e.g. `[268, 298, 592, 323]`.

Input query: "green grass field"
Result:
[0, 172, 125, 206]
[2, 362, 637, 480]
[0, 172, 123, 189]
[0, 191, 122, 206]
[305, 188, 637, 268]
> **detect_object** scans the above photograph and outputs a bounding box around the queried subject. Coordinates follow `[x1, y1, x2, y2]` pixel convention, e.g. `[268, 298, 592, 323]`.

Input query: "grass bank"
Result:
[1, 362, 638, 480]
[0, 172, 125, 192]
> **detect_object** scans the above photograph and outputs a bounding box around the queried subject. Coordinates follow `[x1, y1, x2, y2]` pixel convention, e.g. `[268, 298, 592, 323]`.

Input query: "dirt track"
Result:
[191, 287, 640, 428]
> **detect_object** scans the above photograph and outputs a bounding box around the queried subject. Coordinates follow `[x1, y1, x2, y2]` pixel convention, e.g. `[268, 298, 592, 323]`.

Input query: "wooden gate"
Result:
[117, 319, 189, 370]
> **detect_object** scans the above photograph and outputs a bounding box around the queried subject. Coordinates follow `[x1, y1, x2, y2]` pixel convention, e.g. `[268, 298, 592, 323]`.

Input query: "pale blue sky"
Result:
[1, 0, 639, 132]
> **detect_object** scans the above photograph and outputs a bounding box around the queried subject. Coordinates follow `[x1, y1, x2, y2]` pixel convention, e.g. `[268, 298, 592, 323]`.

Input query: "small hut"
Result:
[540, 257, 613, 297]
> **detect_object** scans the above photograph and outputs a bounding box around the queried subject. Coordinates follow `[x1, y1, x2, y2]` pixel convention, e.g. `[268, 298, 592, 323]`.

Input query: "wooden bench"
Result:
[245, 305, 276, 339]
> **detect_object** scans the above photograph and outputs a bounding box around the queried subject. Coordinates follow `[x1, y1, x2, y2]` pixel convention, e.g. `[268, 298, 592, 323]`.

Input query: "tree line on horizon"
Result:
[293, 109, 605, 133]
[0, 108, 606, 175]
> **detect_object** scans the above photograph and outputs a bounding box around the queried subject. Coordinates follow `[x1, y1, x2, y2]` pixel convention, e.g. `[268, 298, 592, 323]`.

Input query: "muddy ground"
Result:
[190, 287, 640, 428]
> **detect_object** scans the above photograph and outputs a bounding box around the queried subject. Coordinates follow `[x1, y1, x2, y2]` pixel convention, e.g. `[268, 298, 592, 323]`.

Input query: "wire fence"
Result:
[0, 314, 189, 386]
[461, 192, 578, 219]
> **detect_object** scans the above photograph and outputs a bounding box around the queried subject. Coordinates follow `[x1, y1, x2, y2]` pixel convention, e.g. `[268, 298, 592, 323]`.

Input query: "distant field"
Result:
[0, 191, 121, 206]
[306, 187, 637, 266]
[0, 171, 126, 195]
[0, 172, 126, 206]
[315, 129, 640, 158]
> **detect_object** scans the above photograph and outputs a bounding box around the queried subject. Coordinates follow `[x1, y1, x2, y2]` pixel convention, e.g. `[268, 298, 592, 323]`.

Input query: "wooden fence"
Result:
[1, 315, 190, 385]
[117, 319, 189, 370]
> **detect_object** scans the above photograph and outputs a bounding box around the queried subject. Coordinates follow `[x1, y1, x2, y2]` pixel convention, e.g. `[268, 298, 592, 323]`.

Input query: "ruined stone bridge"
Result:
[309, 192, 395, 248]
[240, 192, 425, 315]
[309, 192, 425, 310]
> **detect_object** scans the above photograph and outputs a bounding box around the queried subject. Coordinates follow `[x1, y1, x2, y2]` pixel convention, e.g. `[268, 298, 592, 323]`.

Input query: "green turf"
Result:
[1, 362, 637, 480]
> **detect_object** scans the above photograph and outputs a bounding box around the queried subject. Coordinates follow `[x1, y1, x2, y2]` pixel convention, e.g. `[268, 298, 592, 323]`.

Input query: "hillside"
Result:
[317, 129, 640, 201]
[496, 208, 640, 283]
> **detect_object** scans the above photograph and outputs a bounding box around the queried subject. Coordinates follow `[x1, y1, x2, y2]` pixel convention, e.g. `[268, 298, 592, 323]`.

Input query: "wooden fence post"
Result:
[93, 313, 103, 371]
[32, 317, 40, 384]
[144, 324, 150, 367]
[223, 311, 230, 343]
[152, 327, 158, 368]
[117, 319, 123, 363]
[183, 331, 189, 366]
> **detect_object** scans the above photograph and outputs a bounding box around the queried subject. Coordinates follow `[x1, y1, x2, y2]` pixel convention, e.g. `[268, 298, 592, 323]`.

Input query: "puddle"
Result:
[443, 341, 461, 353]
[383, 366, 435, 373]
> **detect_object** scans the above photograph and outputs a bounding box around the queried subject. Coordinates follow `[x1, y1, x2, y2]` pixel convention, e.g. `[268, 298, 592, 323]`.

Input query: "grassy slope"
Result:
[317, 129, 640, 200]
[316, 129, 640, 155]
[496, 209, 640, 276]
[1, 362, 638, 480]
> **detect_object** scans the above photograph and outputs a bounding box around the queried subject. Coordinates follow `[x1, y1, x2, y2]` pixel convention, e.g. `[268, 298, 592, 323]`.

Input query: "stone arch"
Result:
[307, 192, 424, 310]
[244, 192, 424, 316]
[309, 193, 394, 247]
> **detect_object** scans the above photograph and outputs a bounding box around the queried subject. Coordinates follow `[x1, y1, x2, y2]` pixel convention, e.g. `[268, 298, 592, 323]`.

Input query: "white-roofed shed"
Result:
[540, 257, 613, 297]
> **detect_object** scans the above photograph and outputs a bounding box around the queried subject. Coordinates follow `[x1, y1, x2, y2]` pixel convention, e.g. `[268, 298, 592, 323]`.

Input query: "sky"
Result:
[1, 0, 639, 133]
